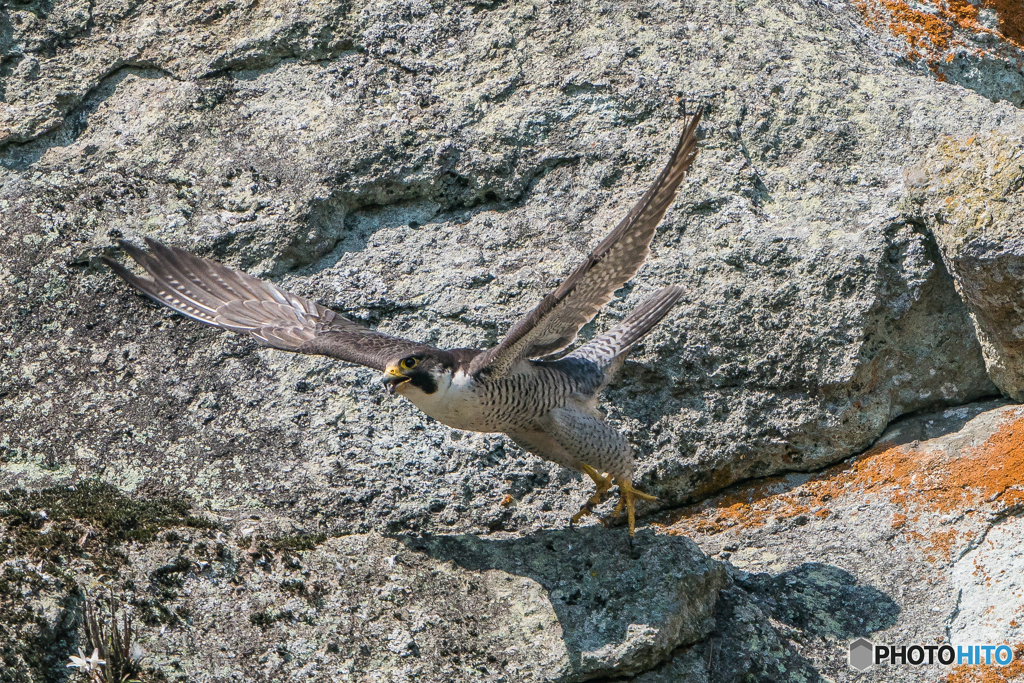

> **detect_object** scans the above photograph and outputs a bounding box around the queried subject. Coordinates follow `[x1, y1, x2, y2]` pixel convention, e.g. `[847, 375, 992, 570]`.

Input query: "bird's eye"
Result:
[400, 357, 418, 371]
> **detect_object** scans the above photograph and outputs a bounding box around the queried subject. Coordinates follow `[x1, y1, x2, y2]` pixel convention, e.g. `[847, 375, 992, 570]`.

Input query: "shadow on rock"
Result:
[632, 562, 899, 682]
[398, 526, 727, 681]
[738, 562, 900, 639]
[704, 563, 899, 682]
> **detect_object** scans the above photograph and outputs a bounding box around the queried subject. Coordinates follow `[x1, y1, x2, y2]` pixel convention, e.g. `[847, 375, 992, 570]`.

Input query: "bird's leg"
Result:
[571, 464, 613, 526]
[609, 476, 659, 537]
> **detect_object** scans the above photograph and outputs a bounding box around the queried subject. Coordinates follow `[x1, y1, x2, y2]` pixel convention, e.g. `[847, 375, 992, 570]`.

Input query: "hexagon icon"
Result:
[849, 638, 875, 671]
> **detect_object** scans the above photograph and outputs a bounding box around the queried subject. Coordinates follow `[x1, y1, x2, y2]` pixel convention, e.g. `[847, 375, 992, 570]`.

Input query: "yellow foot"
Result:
[608, 477, 659, 537]
[571, 464, 613, 525]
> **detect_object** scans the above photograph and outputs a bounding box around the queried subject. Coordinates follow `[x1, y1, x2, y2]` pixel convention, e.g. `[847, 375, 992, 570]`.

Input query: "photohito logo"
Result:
[848, 638, 1015, 671]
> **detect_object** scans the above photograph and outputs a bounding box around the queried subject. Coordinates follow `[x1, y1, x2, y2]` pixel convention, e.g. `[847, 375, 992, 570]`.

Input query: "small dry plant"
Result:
[71, 591, 146, 683]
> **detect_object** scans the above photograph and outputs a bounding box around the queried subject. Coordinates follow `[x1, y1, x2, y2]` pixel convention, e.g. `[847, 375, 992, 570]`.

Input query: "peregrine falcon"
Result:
[101, 110, 702, 536]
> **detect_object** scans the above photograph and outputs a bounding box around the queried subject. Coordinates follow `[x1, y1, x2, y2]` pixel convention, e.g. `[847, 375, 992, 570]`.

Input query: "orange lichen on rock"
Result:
[920, 528, 972, 563]
[984, 0, 1024, 48]
[852, 0, 1023, 65]
[942, 644, 1024, 683]
[947, 418, 1024, 511]
[946, 0, 982, 27]
[660, 414, 1024, 560]
[930, 61, 950, 81]
[881, 0, 954, 51]
[657, 474, 819, 536]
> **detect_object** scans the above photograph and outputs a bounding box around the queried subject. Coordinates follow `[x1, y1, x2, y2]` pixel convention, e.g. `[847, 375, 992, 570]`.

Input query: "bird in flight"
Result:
[102, 110, 702, 536]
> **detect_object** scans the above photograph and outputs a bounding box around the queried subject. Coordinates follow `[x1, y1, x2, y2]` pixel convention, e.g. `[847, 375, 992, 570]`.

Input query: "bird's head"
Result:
[382, 352, 452, 397]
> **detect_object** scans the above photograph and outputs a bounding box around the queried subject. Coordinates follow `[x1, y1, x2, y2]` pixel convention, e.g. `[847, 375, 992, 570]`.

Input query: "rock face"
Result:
[3, 0, 1024, 679]
[0, 559, 79, 683]
[661, 399, 1024, 682]
[113, 528, 726, 682]
[1, 0, 1009, 539]
[5, 400, 1020, 682]
[909, 132, 1024, 401]
[849, 0, 1024, 108]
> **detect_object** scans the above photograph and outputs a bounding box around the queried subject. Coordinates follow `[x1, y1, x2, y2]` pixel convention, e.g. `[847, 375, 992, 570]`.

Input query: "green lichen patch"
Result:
[279, 577, 306, 594]
[269, 531, 327, 552]
[228, 531, 326, 574]
[132, 595, 192, 628]
[249, 607, 295, 629]
[149, 556, 193, 598]
[0, 480, 219, 571]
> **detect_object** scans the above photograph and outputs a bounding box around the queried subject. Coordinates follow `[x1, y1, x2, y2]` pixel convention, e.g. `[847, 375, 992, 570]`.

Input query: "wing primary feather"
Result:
[471, 108, 702, 377]
[103, 238, 430, 370]
[144, 238, 273, 311]
[103, 244, 223, 324]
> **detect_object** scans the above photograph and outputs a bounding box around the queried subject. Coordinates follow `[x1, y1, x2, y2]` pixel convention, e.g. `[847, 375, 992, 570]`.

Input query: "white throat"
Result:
[398, 369, 485, 431]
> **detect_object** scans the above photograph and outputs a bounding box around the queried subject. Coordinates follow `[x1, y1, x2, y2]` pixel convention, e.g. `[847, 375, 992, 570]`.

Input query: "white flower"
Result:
[67, 647, 105, 673]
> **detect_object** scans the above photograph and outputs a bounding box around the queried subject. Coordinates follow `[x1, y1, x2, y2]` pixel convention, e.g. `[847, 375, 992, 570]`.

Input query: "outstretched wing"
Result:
[470, 109, 702, 378]
[566, 285, 686, 369]
[101, 238, 428, 371]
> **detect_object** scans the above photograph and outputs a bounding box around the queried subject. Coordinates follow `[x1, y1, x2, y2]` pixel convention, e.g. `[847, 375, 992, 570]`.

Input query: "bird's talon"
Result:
[610, 476, 656, 537]
[571, 464, 613, 526]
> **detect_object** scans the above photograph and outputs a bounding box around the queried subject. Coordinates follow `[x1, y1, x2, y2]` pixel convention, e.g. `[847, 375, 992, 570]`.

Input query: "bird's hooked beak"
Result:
[381, 364, 410, 395]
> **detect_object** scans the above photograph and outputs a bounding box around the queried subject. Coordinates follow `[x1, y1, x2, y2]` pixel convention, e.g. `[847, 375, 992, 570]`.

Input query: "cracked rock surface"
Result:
[107, 528, 725, 682]
[910, 131, 1024, 401]
[2, 0, 1024, 679]
[5, 400, 1021, 682]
